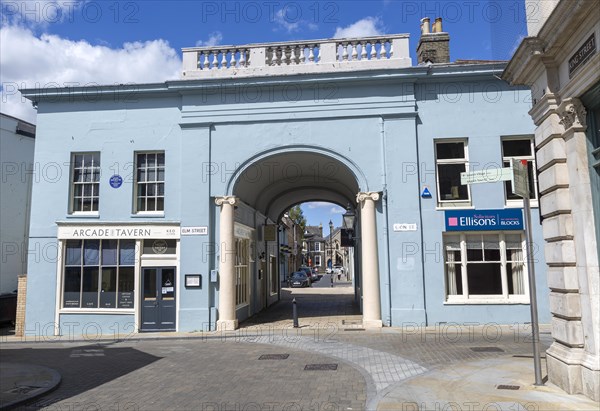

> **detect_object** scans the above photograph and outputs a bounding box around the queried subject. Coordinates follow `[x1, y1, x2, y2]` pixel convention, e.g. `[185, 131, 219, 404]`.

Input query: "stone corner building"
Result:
[503, 0, 600, 401]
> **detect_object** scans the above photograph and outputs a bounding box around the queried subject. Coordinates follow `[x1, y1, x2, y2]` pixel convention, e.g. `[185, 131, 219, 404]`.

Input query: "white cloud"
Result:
[333, 17, 384, 39]
[196, 31, 223, 47]
[274, 9, 300, 33]
[330, 206, 345, 214]
[1, 1, 84, 27]
[306, 201, 336, 209]
[0, 24, 181, 123]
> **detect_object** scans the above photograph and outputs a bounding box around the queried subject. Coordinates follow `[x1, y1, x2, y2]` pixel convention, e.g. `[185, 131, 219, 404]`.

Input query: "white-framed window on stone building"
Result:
[444, 233, 528, 303]
[502, 137, 538, 203]
[314, 242, 321, 252]
[134, 152, 165, 213]
[70, 153, 100, 214]
[435, 140, 470, 206]
[63, 239, 135, 309]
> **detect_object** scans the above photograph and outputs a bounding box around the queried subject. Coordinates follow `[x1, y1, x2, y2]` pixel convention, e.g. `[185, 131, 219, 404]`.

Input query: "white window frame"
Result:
[69, 152, 100, 215]
[435, 139, 471, 207]
[134, 151, 165, 215]
[443, 232, 530, 304]
[235, 237, 250, 307]
[501, 136, 539, 207]
[314, 242, 321, 252]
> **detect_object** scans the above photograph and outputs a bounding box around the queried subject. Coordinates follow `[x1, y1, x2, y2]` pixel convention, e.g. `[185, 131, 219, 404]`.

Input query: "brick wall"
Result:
[417, 33, 450, 64]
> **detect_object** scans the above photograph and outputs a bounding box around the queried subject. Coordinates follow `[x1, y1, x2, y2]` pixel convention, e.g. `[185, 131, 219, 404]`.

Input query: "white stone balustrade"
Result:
[181, 34, 411, 79]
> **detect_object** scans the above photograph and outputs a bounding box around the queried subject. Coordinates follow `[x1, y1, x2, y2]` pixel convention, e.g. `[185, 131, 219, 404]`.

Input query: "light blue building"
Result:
[20, 23, 551, 336]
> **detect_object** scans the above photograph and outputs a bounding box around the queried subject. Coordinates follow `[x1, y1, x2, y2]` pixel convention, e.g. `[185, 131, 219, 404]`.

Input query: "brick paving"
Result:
[0, 280, 567, 411]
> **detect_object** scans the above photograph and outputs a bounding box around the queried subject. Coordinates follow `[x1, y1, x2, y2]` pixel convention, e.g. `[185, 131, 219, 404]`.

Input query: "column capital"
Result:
[356, 192, 380, 203]
[558, 98, 587, 131]
[215, 196, 238, 206]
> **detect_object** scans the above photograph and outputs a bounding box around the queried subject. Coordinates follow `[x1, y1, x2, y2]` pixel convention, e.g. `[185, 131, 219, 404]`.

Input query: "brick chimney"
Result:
[417, 17, 450, 64]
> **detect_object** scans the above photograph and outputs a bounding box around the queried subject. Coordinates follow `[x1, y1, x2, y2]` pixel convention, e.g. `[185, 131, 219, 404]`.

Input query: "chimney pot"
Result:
[420, 17, 430, 35]
[433, 17, 443, 33]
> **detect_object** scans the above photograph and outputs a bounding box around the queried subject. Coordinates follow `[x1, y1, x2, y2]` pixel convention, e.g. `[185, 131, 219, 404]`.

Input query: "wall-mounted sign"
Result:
[185, 274, 202, 288]
[264, 224, 277, 241]
[181, 226, 208, 236]
[445, 209, 523, 231]
[421, 187, 432, 198]
[569, 33, 596, 78]
[57, 224, 180, 239]
[109, 175, 123, 188]
[393, 223, 418, 232]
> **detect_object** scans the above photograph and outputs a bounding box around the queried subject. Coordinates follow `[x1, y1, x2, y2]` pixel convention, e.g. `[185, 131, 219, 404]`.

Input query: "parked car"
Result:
[333, 265, 344, 275]
[298, 266, 313, 286]
[310, 267, 319, 282]
[288, 271, 310, 288]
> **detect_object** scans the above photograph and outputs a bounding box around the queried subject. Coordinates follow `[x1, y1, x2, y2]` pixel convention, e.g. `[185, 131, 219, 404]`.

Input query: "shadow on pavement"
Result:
[0, 343, 162, 409]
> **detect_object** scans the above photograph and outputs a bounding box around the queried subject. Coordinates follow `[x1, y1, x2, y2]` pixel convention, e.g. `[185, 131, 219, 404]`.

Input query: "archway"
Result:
[214, 148, 383, 330]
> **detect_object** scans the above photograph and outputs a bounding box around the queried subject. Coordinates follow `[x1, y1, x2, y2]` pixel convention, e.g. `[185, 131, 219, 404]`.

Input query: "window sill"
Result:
[66, 213, 100, 219]
[436, 205, 475, 211]
[131, 213, 165, 218]
[444, 298, 530, 305]
[504, 201, 539, 209]
[59, 309, 135, 314]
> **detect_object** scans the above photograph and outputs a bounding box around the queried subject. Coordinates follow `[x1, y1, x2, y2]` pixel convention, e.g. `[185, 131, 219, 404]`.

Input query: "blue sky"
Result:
[0, 1, 528, 229]
[1, 1, 527, 123]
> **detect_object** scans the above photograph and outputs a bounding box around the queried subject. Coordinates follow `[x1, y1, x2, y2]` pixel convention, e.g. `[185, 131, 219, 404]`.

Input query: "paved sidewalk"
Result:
[1, 284, 599, 410]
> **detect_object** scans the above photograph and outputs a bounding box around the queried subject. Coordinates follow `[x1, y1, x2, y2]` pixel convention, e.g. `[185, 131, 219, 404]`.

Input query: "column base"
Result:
[363, 319, 383, 329]
[547, 342, 600, 401]
[216, 319, 238, 331]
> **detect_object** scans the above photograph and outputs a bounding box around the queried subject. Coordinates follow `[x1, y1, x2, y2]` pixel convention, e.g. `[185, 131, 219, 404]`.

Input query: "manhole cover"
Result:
[259, 354, 289, 360]
[470, 347, 504, 352]
[305, 364, 338, 371]
[497, 384, 520, 390]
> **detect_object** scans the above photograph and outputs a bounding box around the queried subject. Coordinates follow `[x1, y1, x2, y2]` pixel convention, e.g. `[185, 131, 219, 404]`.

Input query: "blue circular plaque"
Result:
[109, 175, 123, 188]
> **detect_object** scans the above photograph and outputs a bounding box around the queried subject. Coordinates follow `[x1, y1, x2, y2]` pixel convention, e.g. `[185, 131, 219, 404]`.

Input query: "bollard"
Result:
[330, 274, 333, 288]
[292, 298, 299, 328]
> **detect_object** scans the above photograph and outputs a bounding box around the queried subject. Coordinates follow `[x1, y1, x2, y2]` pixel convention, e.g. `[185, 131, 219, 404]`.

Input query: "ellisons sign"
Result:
[445, 209, 523, 231]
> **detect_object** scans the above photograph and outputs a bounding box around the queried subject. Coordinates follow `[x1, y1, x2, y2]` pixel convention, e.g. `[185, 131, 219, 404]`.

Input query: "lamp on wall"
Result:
[342, 203, 356, 240]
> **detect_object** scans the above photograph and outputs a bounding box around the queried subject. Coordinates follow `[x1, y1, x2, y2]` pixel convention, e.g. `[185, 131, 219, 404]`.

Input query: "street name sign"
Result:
[460, 168, 512, 185]
[511, 158, 529, 198]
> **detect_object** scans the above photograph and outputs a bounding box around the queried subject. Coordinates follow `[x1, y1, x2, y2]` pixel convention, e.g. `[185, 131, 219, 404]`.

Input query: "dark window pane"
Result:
[144, 269, 157, 300]
[102, 240, 118, 265]
[436, 142, 465, 159]
[484, 249, 501, 261]
[82, 267, 99, 308]
[83, 240, 100, 265]
[438, 164, 468, 200]
[143, 239, 176, 255]
[65, 240, 82, 265]
[503, 139, 531, 157]
[120, 240, 136, 265]
[156, 197, 164, 211]
[157, 152, 165, 166]
[161, 268, 175, 299]
[467, 263, 503, 295]
[63, 267, 81, 308]
[100, 268, 117, 308]
[118, 267, 135, 308]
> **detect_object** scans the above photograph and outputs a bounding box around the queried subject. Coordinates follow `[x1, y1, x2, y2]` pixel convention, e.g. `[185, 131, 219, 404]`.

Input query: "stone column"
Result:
[215, 196, 238, 331]
[357, 192, 382, 328]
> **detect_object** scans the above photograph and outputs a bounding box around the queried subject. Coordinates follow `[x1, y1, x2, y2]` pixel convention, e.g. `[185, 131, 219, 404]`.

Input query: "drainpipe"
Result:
[380, 118, 393, 327]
